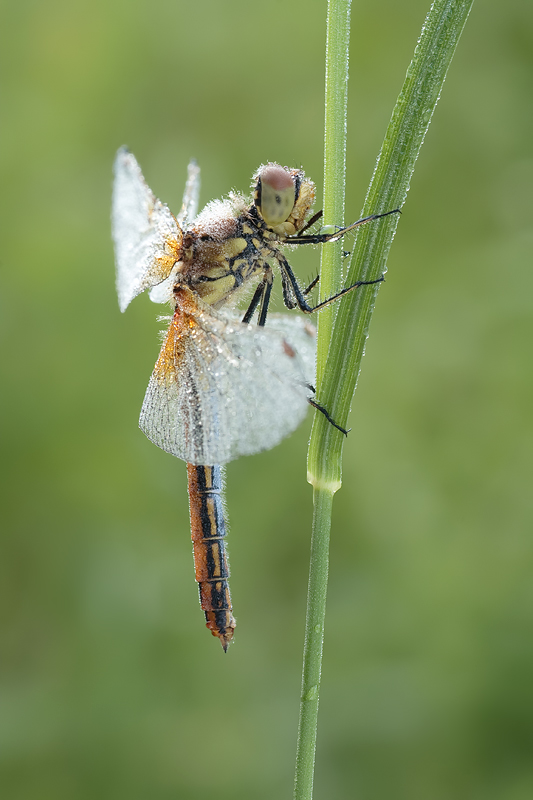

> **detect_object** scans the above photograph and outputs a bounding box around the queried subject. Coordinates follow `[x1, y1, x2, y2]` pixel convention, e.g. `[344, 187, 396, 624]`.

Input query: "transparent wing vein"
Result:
[112, 147, 182, 312]
[139, 306, 316, 465]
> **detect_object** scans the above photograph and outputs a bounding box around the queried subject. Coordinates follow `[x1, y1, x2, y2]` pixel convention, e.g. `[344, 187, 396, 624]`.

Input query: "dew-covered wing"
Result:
[149, 159, 201, 306]
[177, 159, 201, 227]
[112, 147, 183, 312]
[139, 288, 316, 465]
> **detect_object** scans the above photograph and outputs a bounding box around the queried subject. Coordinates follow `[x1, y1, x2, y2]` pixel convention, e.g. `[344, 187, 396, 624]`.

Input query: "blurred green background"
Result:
[2, 1, 532, 798]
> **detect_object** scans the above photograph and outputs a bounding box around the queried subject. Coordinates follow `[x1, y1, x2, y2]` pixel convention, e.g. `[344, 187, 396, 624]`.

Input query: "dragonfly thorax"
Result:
[173, 203, 270, 308]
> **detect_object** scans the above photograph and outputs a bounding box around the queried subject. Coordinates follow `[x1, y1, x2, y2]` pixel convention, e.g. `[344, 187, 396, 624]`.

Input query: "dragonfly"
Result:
[112, 148, 398, 649]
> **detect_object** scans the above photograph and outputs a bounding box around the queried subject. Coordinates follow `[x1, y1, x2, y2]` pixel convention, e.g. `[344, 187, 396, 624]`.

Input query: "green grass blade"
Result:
[308, 0, 475, 488]
[294, 4, 351, 800]
[315, 0, 353, 390]
[295, 2, 475, 799]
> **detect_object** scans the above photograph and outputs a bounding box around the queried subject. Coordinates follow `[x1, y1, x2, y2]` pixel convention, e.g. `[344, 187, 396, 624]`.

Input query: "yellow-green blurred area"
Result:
[1, 0, 532, 798]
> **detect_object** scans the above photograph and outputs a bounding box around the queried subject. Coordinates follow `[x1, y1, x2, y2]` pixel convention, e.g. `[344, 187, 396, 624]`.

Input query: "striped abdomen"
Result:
[187, 464, 236, 651]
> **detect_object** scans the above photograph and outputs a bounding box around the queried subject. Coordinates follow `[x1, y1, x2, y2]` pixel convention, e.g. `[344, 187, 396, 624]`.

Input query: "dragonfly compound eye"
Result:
[256, 164, 296, 226]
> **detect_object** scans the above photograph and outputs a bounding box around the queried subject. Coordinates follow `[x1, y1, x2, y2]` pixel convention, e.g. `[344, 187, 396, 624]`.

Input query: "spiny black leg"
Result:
[303, 274, 320, 296]
[280, 267, 297, 310]
[277, 252, 384, 314]
[242, 266, 273, 325]
[308, 275, 384, 313]
[307, 398, 350, 436]
[242, 280, 265, 324]
[302, 383, 349, 435]
[257, 268, 274, 327]
[284, 208, 401, 246]
[278, 260, 311, 313]
[296, 210, 323, 236]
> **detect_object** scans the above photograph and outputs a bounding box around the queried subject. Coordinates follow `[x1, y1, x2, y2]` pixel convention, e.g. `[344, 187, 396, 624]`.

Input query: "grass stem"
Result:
[295, 2, 474, 798]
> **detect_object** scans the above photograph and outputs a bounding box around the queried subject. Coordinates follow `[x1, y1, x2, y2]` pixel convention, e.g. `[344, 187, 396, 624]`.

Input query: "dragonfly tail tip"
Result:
[219, 632, 233, 652]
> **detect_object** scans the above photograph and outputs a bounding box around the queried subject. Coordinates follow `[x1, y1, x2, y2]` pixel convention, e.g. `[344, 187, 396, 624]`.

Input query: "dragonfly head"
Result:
[253, 163, 316, 236]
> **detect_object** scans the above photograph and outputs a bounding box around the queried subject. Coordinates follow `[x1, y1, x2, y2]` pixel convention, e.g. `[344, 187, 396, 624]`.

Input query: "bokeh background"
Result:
[2, 1, 532, 798]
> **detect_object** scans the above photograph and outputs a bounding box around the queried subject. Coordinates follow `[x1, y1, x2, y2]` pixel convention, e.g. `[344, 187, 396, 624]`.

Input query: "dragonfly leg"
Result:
[242, 266, 273, 326]
[277, 251, 384, 315]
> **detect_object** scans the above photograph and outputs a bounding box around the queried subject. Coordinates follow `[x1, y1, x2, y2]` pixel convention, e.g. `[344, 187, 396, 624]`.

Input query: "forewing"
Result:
[139, 291, 316, 465]
[112, 147, 183, 312]
[177, 159, 201, 226]
[149, 159, 201, 305]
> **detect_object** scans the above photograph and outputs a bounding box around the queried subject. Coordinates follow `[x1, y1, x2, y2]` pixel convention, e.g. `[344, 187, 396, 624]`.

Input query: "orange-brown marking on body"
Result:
[151, 286, 206, 383]
[187, 464, 236, 651]
[152, 311, 188, 383]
